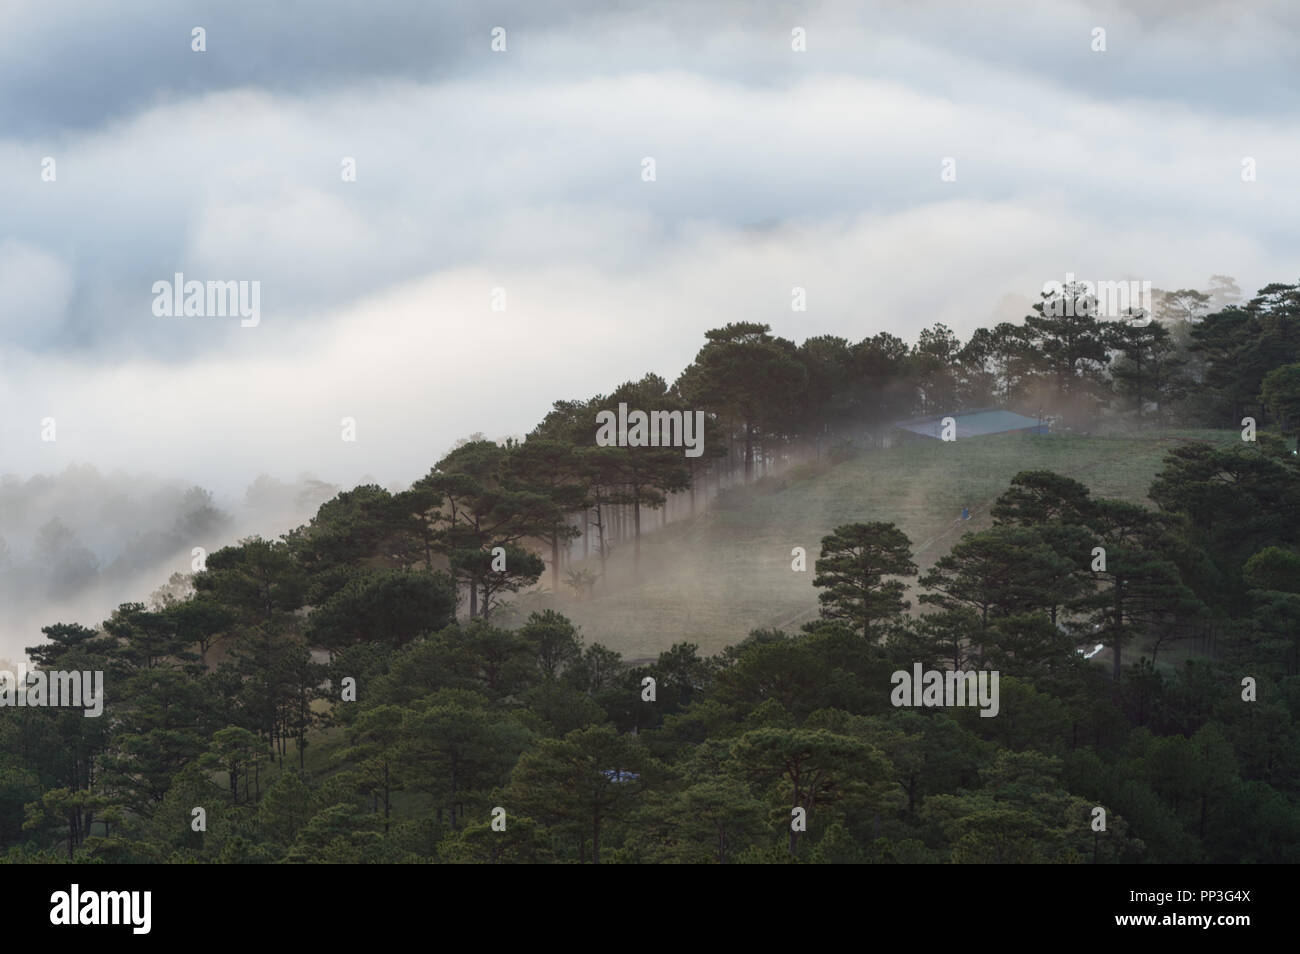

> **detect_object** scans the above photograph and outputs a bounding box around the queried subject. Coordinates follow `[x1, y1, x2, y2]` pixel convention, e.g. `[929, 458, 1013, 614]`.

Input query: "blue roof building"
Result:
[893, 408, 1050, 440]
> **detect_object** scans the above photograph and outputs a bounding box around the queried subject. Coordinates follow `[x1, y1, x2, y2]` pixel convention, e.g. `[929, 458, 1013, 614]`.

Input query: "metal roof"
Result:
[894, 409, 1046, 439]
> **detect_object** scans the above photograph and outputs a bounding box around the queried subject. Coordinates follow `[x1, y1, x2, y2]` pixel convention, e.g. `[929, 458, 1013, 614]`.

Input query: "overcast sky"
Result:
[1, 0, 1297, 496]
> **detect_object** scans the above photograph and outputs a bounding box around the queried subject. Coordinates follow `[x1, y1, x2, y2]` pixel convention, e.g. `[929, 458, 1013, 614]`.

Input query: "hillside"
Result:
[526, 428, 1242, 659]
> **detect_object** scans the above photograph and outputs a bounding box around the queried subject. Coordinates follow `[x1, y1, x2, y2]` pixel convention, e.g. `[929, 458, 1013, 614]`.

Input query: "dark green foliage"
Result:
[812, 522, 918, 638]
[7, 286, 1300, 865]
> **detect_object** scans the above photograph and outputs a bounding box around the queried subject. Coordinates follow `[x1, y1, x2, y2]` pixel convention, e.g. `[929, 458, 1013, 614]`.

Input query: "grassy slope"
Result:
[273, 428, 1238, 817]
[529, 429, 1240, 660]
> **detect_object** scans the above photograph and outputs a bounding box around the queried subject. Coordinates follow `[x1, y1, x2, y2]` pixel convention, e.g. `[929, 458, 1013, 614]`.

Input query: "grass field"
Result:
[256, 428, 1239, 809]
[517, 428, 1241, 660]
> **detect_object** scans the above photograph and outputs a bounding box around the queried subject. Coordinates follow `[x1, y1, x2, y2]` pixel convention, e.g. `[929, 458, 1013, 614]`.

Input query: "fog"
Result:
[0, 466, 348, 661]
[2, 0, 1296, 658]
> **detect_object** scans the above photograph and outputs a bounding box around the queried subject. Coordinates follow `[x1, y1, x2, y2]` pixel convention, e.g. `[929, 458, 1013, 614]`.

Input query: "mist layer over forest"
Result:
[0, 468, 343, 661]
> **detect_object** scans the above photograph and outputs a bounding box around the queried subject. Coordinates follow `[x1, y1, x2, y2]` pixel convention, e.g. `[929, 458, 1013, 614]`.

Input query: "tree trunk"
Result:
[788, 785, 801, 856]
[633, 495, 642, 574]
[744, 420, 754, 483]
[1111, 581, 1123, 681]
[551, 532, 559, 593]
[596, 503, 607, 576]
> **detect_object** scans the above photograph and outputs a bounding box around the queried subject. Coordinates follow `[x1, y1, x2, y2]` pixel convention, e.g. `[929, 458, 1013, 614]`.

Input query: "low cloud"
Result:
[1, 0, 1295, 646]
